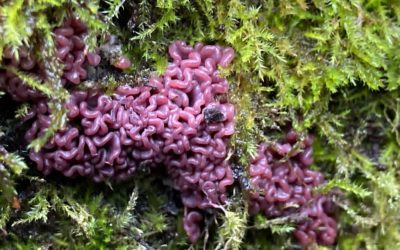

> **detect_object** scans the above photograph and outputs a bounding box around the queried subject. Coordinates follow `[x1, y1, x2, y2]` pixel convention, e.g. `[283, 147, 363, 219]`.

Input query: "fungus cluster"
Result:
[0, 17, 101, 101]
[23, 41, 235, 241]
[0, 17, 338, 245]
[54, 17, 101, 85]
[0, 46, 45, 102]
[248, 131, 337, 246]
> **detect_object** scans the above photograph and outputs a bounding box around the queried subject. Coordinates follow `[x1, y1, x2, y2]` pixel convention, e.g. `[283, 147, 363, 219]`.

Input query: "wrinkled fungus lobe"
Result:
[248, 131, 337, 247]
[0, 46, 46, 102]
[54, 17, 101, 85]
[25, 41, 235, 242]
[0, 17, 101, 101]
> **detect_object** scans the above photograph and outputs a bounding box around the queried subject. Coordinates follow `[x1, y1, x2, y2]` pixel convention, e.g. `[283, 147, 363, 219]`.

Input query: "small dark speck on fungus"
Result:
[204, 107, 225, 123]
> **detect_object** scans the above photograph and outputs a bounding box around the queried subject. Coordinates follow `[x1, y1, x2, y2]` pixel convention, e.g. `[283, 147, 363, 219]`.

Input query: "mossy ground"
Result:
[1, 0, 400, 249]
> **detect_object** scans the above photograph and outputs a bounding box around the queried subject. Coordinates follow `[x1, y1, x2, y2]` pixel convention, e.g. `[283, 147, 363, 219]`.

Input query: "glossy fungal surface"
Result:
[248, 131, 337, 246]
[24, 41, 236, 241]
[0, 16, 101, 101]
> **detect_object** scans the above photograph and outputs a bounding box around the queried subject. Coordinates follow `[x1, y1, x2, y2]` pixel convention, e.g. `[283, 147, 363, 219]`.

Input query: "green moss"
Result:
[314, 89, 400, 249]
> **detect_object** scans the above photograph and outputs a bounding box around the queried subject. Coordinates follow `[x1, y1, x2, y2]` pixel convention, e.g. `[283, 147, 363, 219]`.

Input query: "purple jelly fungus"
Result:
[54, 17, 101, 85]
[0, 16, 102, 101]
[0, 46, 45, 102]
[24, 41, 236, 242]
[112, 56, 131, 70]
[248, 130, 337, 247]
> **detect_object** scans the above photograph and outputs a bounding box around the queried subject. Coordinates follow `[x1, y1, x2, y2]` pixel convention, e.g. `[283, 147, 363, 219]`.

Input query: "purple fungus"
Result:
[24, 41, 236, 242]
[87, 52, 101, 67]
[0, 47, 45, 102]
[112, 56, 131, 70]
[0, 16, 102, 101]
[54, 16, 101, 85]
[248, 130, 337, 247]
